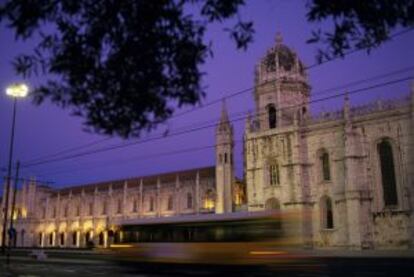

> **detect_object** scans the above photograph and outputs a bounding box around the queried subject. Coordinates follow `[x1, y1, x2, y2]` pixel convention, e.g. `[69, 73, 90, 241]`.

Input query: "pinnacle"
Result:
[275, 32, 283, 45]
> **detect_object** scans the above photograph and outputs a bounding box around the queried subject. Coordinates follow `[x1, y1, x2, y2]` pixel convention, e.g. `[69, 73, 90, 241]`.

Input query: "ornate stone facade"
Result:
[1, 34, 413, 250]
[1, 167, 217, 247]
[244, 34, 414, 249]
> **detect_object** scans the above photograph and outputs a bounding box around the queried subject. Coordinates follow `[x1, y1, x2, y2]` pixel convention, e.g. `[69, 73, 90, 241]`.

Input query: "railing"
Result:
[247, 95, 411, 132]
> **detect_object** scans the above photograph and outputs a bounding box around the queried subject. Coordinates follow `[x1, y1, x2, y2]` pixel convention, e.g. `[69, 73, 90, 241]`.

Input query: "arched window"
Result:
[72, 232, 77, 246]
[76, 205, 80, 216]
[102, 201, 107, 215]
[203, 189, 215, 210]
[60, 233, 65, 246]
[219, 154, 223, 164]
[268, 104, 277, 129]
[187, 193, 193, 209]
[89, 202, 93, 215]
[321, 196, 334, 229]
[378, 140, 398, 206]
[167, 195, 174, 211]
[98, 232, 104, 246]
[320, 151, 331, 181]
[64, 205, 68, 217]
[132, 199, 138, 212]
[49, 233, 53, 246]
[149, 196, 155, 212]
[224, 153, 228, 164]
[117, 199, 122, 214]
[269, 164, 280, 185]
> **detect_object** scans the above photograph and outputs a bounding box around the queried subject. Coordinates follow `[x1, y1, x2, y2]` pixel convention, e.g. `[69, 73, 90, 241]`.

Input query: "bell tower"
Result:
[254, 33, 310, 129]
[215, 100, 234, 213]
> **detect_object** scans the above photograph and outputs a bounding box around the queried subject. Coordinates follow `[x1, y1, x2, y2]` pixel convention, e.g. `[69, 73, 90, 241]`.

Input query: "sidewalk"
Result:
[299, 248, 414, 258]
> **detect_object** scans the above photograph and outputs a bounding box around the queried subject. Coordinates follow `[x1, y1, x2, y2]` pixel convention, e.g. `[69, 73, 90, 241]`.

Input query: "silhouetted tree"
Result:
[0, 0, 253, 137]
[306, 0, 414, 62]
[0, 0, 412, 137]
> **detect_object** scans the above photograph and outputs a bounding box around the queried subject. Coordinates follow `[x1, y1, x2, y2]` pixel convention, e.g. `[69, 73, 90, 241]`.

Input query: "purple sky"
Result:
[1, 0, 413, 190]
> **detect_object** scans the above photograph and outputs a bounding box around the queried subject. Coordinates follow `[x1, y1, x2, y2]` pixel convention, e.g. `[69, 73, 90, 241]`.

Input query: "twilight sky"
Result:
[0, 0, 413, 190]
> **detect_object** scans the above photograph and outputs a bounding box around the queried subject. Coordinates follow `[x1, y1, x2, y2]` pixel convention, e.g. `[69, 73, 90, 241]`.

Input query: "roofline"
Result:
[56, 164, 216, 193]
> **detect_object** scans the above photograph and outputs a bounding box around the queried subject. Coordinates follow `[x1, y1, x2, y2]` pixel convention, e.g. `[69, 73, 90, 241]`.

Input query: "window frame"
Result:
[377, 139, 399, 209]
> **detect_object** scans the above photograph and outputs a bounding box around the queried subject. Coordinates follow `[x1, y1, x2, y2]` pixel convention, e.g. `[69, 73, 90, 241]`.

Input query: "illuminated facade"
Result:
[244, 34, 414, 249]
[1, 33, 413, 250]
[0, 167, 223, 247]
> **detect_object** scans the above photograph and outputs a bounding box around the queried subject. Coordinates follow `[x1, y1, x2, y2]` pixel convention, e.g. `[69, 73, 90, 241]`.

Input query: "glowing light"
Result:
[249, 251, 286, 255]
[204, 199, 215, 209]
[83, 220, 93, 231]
[6, 83, 29, 98]
[109, 244, 133, 248]
[21, 208, 27, 218]
[12, 209, 18, 220]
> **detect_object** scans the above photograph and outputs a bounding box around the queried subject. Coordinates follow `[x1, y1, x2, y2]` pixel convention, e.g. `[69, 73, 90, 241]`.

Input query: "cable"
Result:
[32, 141, 241, 178]
[306, 26, 414, 70]
[15, 64, 414, 170]
[32, 107, 414, 179]
[19, 76, 413, 170]
[23, 137, 113, 165]
[14, 27, 414, 167]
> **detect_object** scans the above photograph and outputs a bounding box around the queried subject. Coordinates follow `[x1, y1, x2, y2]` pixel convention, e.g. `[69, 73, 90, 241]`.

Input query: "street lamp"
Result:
[1, 83, 28, 254]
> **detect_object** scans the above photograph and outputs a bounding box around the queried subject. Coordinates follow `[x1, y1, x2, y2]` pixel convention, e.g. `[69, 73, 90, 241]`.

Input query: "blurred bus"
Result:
[110, 210, 307, 265]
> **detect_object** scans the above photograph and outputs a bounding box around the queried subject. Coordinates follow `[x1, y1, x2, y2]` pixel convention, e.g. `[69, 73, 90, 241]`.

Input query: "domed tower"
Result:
[254, 33, 310, 130]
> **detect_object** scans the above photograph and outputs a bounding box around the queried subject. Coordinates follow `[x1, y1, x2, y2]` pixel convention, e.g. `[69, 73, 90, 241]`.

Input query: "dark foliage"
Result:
[0, 0, 252, 137]
[1, 1, 412, 137]
[306, 0, 414, 63]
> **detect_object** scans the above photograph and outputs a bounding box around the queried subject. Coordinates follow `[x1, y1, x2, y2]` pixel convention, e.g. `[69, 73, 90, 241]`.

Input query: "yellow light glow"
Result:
[109, 244, 133, 248]
[83, 220, 93, 232]
[6, 83, 29, 98]
[249, 251, 286, 255]
[12, 210, 18, 220]
[204, 199, 214, 209]
[46, 223, 56, 233]
[21, 208, 27, 218]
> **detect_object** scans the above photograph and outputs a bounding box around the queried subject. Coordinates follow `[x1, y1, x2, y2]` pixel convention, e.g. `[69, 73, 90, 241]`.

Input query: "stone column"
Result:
[139, 179, 143, 216]
[343, 97, 372, 249]
[123, 181, 128, 217]
[103, 230, 108, 248]
[195, 171, 200, 213]
[175, 175, 181, 215]
[157, 178, 161, 217]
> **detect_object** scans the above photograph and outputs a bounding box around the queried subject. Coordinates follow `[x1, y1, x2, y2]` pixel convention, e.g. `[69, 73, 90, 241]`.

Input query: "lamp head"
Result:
[6, 83, 29, 98]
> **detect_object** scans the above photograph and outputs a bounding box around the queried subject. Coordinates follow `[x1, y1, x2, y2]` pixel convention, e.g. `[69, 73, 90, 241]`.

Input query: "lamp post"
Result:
[1, 83, 28, 254]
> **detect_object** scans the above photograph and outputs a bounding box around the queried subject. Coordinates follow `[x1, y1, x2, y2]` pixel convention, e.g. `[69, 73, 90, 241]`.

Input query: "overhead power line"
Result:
[10, 27, 414, 170]
[19, 76, 413, 170]
[17, 64, 414, 169]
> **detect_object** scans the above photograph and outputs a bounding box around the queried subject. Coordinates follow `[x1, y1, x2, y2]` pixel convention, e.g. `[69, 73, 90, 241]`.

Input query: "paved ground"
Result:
[1, 250, 414, 276]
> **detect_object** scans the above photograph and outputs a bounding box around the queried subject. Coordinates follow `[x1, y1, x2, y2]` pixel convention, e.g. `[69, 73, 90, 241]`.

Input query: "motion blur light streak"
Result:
[249, 251, 286, 255]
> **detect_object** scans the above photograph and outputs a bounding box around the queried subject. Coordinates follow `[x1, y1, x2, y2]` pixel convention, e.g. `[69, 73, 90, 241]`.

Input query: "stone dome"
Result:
[260, 33, 305, 75]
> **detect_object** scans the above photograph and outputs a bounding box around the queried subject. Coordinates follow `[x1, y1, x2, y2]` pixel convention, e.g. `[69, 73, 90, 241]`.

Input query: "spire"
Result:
[411, 80, 414, 108]
[220, 98, 230, 124]
[344, 93, 351, 122]
[411, 80, 414, 98]
[275, 32, 283, 46]
[245, 111, 252, 132]
[217, 98, 233, 135]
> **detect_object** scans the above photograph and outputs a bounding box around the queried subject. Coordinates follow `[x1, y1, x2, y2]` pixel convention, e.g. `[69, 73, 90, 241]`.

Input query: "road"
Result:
[1, 251, 414, 276]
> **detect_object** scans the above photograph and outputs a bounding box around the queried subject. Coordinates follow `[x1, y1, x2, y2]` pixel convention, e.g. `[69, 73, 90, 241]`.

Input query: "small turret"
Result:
[215, 100, 234, 213]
